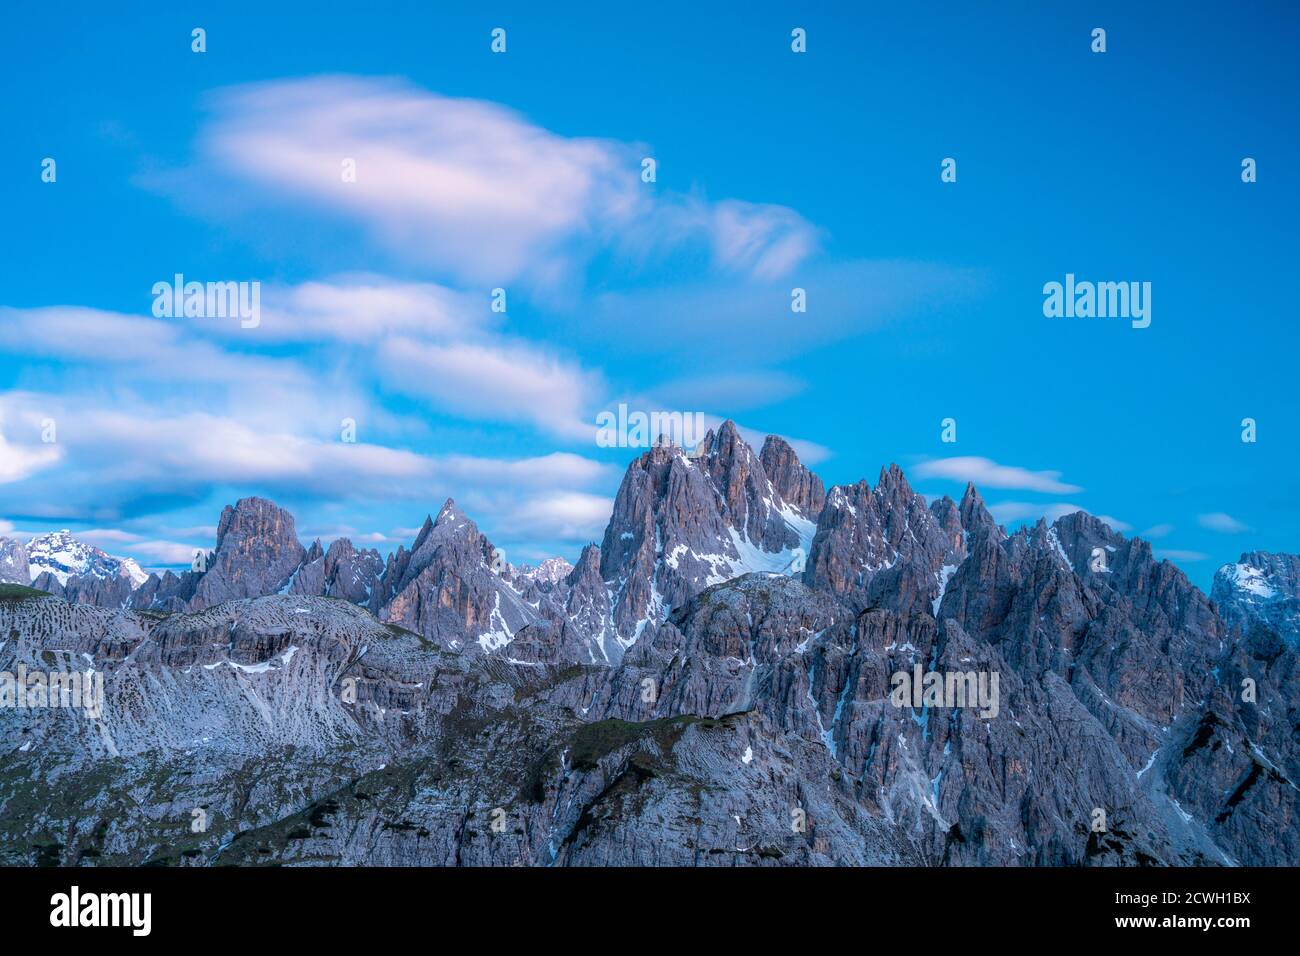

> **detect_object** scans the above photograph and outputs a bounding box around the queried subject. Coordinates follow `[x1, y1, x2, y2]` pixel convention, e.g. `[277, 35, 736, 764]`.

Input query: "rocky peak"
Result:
[291, 536, 384, 606]
[194, 497, 306, 608]
[806, 466, 963, 613]
[516, 557, 573, 587]
[24, 529, 147, 589]
[1212, 550, 1300, 644]
[760, 434, 825, 517]
[215, 497, 297, 550]
[958, 482, 998, 539]
[598, 423, 816, 644]
[0, 536, 31, 585]
[696, 420, 795, 550]
[433, 497, 471, 530]
[374, 499, 535, 653]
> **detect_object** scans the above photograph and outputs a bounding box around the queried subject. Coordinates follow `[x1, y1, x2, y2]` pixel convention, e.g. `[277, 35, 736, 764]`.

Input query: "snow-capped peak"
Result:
[25, 530, 148, 589]
[516, 557, 573, 586]
[1222, 562, 1278, 600]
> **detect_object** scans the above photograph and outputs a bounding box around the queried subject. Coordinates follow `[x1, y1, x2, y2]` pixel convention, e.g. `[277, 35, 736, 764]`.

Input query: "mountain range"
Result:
[1, 421, 1297, 866]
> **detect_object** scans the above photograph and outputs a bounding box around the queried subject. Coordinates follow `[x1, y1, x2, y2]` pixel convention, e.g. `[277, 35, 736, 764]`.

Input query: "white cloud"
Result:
[915, 457, 1082, 494]
[0, 425, 63, 484]
[1198, 512, 1252, 534]
[1, 277, 611, 447]
[0, 305, 312, 390]
[251, 278, 485, 343]
[0, 392, 611, 521]
[487, 491, 614, 543]
[180, 76, 814, 287]
[76, 530, 199, 567]
[437, 452, 612, 488]
[1092, 515, 1133, 533]
[378, 336, 598, 440]
[1141, 523, 1175, 539]
[1156, 549, 1209, 562]
[636, 197, 820, 280]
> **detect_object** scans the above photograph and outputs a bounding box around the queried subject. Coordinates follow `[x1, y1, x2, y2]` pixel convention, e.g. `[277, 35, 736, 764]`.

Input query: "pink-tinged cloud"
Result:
[184, 76, 815, 285]
[378, 336, 598, 441]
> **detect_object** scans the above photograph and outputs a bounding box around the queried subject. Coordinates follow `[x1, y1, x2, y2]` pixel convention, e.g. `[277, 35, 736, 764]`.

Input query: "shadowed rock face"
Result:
[291, 538, 384, 606]
[0, 538, 29, 585]
[7, 424, 1299, 867]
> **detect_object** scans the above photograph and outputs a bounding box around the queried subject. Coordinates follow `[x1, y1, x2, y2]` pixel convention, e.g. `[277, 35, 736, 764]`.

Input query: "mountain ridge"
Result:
[2, 423, 1297, 866]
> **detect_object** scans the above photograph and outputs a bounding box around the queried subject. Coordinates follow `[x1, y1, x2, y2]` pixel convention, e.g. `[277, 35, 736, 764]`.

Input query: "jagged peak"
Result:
[228, 494, 285, 512]
[1052, 509, 1123, 544]
[958, 482, 997, 537]
[703, 419, 755, 464]
[928, 493, 959, 516]
[715, 418, 743, 443]
[434, 497, 467, 525]
[760, 434, 793, 458]
[759, 434, 825, 515]
[215, 496, 299, 550]
[412, 498, 478, 549]
[874, 462, 913, 496]
[410, 514, 436, 551]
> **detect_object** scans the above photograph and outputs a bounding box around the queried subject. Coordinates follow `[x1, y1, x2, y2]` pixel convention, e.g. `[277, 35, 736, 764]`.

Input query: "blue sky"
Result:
[1, 1, 1296, 588]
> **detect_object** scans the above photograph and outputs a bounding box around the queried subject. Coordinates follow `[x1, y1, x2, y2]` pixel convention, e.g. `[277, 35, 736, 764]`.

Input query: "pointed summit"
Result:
[760, 435, 825, 517]
[410, 514, 436, 551]
[958, 482, 997, 538]
[434, 498, 469, 528]
[598, 420, 814, 642]
[875, 462, 913, 499]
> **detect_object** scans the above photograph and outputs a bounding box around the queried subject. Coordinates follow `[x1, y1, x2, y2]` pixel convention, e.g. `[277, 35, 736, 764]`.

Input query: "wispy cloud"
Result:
[1141, 523, 1175, 539]
[75, 530, 199, 566]
[0, 305, 312, 391]
[378, 336, 599, 441]
[1093, 514, 1133, 533]
[1198, 512, 1253, 534]
[1156, 549, 1209, 562]
[915, 457, 1082, 494]
[247, 277, 486, 343]
[0, 392, 611, 524]
[0, 425, 63, 484]
[157, 75, 815, 288]
[989, 501, 1088, 525]
[486, 491, 614, 543]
